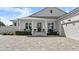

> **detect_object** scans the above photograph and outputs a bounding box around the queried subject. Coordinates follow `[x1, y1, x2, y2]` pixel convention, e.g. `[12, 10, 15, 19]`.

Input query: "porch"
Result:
[32, 29, 47, 36]
[31, 19, 59, 36]
[17, 17, 61, 36]
[31, 19, 48, 36]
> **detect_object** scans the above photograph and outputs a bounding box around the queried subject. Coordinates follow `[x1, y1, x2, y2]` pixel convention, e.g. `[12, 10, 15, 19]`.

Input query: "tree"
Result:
[0, 21, 5, 26]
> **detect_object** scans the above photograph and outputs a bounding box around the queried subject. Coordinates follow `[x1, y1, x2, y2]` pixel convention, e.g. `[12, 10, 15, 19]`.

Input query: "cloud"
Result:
[0, 7, 32, 25]
[16, 7, 32, 18]
[59, 7, 76, 13]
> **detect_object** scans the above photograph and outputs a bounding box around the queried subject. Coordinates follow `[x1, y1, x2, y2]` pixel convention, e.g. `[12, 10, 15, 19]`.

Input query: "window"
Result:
[48, 23, 53, 29]
[25, 23, 28, 29]
[25, 23, 32, 30]
[37, 23, 41, 28]
[48, 23, 54, 33]
[29, 23, 32, 30]
[50, 10, 53, 14]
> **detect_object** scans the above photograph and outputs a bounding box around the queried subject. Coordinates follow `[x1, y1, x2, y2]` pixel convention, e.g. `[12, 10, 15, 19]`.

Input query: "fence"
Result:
[0, 26, 18, 34]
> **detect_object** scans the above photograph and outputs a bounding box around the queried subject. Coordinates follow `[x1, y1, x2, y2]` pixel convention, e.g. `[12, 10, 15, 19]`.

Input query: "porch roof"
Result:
[18, 17, 54, 20]
[11, 17, 57, 22]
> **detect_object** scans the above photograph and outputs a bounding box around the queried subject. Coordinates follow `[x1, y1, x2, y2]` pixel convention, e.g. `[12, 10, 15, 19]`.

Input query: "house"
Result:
[0, 7, 79, 40]
[11, 7, 67, 36]
[60, 7, 79, 40]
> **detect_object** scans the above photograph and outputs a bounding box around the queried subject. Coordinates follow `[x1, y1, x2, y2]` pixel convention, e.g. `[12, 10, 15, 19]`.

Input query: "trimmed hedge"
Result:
[15, 31, 31, 35]
[3, 33, 7, 35]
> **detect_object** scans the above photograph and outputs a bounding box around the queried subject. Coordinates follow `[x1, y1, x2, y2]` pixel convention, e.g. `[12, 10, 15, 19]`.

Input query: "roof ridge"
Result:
[29, 7, 46, 17]
[58, 7, 79, 20]
[69, 7, 78, 13]
[29, 7, 67, 17]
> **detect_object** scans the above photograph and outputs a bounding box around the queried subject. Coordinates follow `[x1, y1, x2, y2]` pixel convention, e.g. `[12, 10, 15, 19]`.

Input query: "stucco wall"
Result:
[32, 20, 45, 30]
[62, 15, 79, 40]
[18, 20, 32, 31]
[0, 26, 18, 34]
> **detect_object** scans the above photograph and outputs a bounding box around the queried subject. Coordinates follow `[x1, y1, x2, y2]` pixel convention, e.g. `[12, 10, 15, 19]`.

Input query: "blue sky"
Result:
[0, 7, 76, 25]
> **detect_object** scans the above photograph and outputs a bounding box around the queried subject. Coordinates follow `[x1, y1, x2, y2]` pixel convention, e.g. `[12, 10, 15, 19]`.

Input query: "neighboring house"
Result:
[0, 7, 79, 40]
[60, 7, 79, 40]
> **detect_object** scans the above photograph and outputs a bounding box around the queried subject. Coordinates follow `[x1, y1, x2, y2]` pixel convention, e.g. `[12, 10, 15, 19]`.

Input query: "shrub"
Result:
[3, 33, 14, 35]
[15, 31, 31, 35]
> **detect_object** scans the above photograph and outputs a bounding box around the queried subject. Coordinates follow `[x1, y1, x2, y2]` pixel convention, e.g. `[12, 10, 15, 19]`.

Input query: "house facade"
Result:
[11, 7, 66, 36]
[60, 7, 79, 40]
[0, 7, 79, 40]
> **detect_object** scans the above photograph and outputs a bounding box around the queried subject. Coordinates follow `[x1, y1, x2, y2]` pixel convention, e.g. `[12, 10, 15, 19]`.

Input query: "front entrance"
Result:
[37, 23, 42, 32]
[33, 22, 47, 36]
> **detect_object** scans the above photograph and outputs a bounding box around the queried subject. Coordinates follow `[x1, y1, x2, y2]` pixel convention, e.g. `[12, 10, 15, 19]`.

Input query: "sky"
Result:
[0, 7, 76, 25]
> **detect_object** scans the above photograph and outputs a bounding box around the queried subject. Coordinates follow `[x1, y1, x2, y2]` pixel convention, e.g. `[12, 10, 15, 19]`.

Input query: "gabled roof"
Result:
[11, 17, 57, 22]
[58, 7, 78, 20]
[12, 7, 78, 22]
[29, 7, 67, 19]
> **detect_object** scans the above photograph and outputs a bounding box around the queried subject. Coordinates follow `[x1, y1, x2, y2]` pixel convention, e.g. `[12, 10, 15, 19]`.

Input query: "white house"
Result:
[10, 7, 67, 36]
[0, 7, 79, 40]
[60, 7, 79, 40]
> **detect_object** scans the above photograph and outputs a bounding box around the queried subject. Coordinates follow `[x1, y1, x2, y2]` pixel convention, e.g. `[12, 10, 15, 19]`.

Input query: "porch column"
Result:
[17, 19, 20, 31]
[32, 20, 34, 35]
[53, 21, 56, 30]
[59, 20, 62, 36]
[45, 20, 47, 34]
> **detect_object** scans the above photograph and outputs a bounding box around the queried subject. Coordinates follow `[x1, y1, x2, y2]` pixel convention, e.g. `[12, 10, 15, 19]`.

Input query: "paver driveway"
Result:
[0, 35, 79, 51]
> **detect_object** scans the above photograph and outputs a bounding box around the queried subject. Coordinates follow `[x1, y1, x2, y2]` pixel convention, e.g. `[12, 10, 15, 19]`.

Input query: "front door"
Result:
[37, 23, 42, 32]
